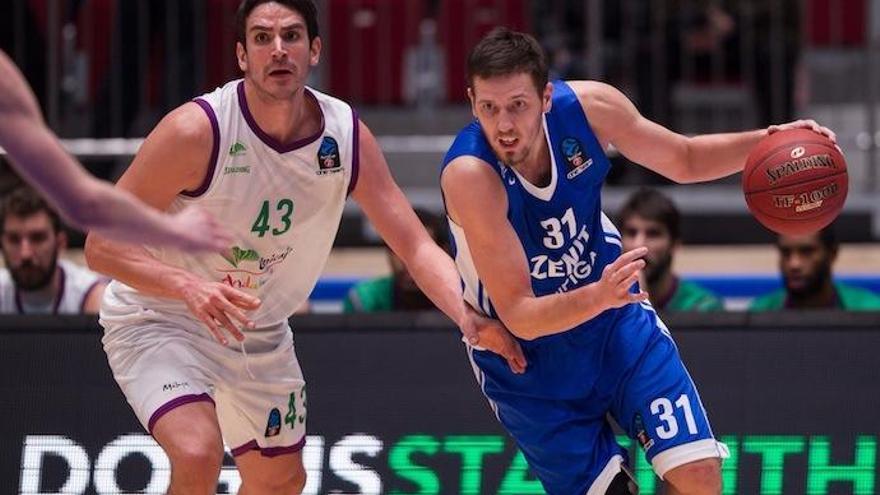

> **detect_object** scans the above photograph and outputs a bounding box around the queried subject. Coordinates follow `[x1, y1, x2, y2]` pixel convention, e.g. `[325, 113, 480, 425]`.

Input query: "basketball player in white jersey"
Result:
[0, 49, 230, 251]
[0, 186, 107, 314]
[84, 1, 526, 493]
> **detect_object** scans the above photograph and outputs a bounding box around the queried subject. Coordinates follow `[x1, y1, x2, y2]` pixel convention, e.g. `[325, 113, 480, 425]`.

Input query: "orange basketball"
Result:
[742, 128, 848, 236]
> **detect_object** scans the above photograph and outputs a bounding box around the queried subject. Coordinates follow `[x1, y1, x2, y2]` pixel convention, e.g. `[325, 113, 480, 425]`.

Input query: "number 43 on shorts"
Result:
[650, 393, 698, 440]
[285, 388, 307, 429]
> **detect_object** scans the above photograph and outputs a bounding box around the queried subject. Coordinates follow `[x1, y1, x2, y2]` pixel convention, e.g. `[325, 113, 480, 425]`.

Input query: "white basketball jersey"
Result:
[103, 80, 358, 327]
[0, 259, 104, 314]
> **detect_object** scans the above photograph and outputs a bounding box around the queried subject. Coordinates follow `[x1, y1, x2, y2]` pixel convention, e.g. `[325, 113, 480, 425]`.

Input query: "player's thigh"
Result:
[102, 321, 220, 432]
[236, 449, 306, 494]
[470, 349, 625, 495]
[216, 328, 307, 456]
[152, 400, 225, 468]
[612, 315, 727, 481]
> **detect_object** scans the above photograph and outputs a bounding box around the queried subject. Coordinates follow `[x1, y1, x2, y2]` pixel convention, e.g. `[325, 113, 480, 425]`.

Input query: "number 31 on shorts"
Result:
[650, 394, 698, 440]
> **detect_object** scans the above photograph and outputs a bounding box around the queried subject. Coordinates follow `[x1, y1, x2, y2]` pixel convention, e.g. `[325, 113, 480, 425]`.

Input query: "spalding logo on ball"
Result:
[742, 128, 848, 236]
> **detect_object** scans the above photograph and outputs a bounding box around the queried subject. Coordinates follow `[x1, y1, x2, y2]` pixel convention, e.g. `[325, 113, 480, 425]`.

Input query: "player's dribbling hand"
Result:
[181, 280, 261, 345]
[460, 304, 527, 374]
[768, 119, 837, 144]
[597, 246, 650, 309]
[169, 206, 235, 252]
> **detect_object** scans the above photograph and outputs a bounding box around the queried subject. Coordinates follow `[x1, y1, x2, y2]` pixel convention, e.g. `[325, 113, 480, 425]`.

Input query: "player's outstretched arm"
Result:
[84, 103, 258, 344]
[352, 120, 526, 373]
[441, 156, 649, 340]
[0, 50, 230, 251]
[569, 80, 836, 183]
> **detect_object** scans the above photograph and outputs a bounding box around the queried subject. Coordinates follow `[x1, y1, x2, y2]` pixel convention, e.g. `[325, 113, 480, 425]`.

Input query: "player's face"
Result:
[1, 213, 63, 291]
[469, 73, 552, 167]
[237, 2, 321, 100]
[778, 234, 835, 296]
[621, 215, 676, 284]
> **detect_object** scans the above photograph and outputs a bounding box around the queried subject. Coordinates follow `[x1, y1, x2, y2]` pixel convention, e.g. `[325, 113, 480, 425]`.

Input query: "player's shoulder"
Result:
[152, 101, 215, 149]
[563, 80, 621, 106]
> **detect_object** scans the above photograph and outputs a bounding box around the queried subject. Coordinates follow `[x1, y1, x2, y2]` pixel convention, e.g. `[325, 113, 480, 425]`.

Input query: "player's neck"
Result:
[649, 271, 677, 309]
[513, 137, 552, 187]
[242, 80, 321, 145]
[788, 282, 838, 309]
[18, 266, 61, 305]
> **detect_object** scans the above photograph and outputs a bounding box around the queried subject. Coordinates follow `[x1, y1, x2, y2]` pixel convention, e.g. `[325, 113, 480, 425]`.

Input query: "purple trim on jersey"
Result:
[15, 265, 65, 315]
[182, 98, 220, 198]
[237, 81, 325, 153]
[347, 108, 360, 196]
[147, 393, 215, 433]
[231, 435, 307, 458]
[79, 277, 108, 313]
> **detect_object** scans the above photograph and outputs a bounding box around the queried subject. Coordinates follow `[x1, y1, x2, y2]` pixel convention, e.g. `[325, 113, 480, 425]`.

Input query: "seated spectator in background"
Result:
[619, 188, 723, 311]
[344, 209, 448, 312]
[751, 227, 880, 311]
[0, 186, 107, 314]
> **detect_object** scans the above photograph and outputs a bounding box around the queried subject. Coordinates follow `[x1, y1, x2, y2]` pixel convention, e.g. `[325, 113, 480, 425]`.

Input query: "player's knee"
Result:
[246, 462, 306, 494]
[167, 441, 224, 477]
[664, 458, 722, 495]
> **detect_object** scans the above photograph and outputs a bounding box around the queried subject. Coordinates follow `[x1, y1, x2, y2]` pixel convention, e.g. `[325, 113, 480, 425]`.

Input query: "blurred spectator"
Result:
[0, 186, 107, 314]
[344, 209, 448, 313]
[403, 18, 446, 112]
[619, 188, 723, 311]
[750, 227, 880, 311]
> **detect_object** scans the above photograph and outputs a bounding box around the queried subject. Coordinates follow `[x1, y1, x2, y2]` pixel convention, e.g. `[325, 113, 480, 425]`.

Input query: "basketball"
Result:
[742, 128, 848, 236]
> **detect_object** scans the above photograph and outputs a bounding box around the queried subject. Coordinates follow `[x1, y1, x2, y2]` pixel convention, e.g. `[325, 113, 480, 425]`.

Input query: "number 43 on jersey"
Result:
[251, 198, 294, 237]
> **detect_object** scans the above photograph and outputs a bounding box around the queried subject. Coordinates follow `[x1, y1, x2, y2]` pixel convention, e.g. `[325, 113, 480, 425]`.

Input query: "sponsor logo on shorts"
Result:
[162, 381, 189, 392]
[265, 408, 282, 437]
[317, 136, 343, 175]
[560, 137, 592, 179]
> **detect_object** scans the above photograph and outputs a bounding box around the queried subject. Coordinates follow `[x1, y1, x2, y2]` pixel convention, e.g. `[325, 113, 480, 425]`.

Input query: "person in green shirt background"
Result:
[750, 226, 880, 311]
[619, 188, 724, 312]
[344, 208, 449, 312]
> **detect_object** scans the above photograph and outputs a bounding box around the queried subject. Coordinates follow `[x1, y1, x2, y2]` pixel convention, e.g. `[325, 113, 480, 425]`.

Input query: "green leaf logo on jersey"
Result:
[228, 142, 247, 156]
[223, 246, 260, 268]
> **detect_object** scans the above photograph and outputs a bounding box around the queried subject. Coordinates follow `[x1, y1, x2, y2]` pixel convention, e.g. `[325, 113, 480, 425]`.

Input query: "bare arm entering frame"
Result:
[0, 50, 231, 252]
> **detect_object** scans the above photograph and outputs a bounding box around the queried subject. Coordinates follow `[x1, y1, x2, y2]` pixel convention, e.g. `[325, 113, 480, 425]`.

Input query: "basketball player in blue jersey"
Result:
[441, 28, 836, 495]
[0, 50, 231, 252]
[84, 1, 524, 494]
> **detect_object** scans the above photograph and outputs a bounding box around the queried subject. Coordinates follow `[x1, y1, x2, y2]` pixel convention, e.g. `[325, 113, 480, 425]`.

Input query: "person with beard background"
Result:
[619, 187, 723, 311]
[344, 208, 449, 312]
[0, 186, 106, 314]
[750, 226, 880, 311]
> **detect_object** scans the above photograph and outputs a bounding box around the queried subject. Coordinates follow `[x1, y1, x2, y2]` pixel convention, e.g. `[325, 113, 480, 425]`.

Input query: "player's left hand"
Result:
[460, 304, 527, 374]
[768, 119, 837, 144]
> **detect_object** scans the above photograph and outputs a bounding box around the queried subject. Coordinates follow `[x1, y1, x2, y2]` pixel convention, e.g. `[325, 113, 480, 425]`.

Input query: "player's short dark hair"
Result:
[236, 0, 320, 46]
[467, 27, 548, 94]
[617, 187, 681, 241]
[0, 186, 62, 234]
[783, 224, 838, 251]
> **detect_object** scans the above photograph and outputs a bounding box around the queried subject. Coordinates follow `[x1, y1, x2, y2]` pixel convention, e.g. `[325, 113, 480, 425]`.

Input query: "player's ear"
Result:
[309, 36, 322, 66]
[236, 42, 247, 72]
[542, 82, 553, 113]
[467, 87, 477, 117]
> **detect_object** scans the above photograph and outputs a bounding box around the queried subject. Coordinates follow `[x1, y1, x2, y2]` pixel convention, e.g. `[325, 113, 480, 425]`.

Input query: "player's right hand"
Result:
[597, 246, 650, 309]
[180, 280, 261, 345]
[168, 206, 234, 252]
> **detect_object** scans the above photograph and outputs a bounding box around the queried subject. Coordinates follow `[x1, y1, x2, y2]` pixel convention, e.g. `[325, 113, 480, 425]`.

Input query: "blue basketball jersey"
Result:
[442, 80, 626, 335]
